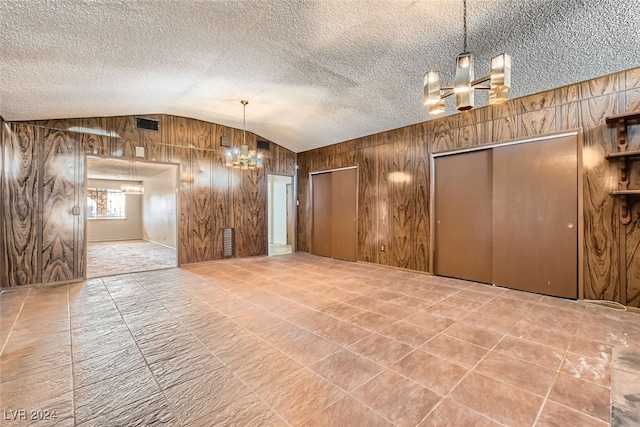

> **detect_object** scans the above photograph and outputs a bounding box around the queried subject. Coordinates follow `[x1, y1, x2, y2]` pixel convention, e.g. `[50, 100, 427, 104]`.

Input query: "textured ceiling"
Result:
[1, 1, 639, 153]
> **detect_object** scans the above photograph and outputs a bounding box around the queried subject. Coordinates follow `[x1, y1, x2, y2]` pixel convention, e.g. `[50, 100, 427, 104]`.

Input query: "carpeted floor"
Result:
[87, 240, 177, 278]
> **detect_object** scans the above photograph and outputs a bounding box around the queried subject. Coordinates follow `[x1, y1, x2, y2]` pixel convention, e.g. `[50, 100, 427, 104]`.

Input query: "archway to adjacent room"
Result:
[267, 174, 295, 256]
[85, 156, 179, 278]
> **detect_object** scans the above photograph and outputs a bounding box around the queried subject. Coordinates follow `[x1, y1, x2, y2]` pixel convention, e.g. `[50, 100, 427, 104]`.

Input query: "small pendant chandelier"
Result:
[121, 161, 144, 194]
[423, 0, 511, 115]
[225, 100, 263, 170]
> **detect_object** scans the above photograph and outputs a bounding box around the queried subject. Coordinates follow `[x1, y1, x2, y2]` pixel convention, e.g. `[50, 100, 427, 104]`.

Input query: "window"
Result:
[87, 189, 126, 219]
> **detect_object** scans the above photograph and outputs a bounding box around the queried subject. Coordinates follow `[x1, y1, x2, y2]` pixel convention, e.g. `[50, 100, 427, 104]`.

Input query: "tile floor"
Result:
[1, 253, 639, 426]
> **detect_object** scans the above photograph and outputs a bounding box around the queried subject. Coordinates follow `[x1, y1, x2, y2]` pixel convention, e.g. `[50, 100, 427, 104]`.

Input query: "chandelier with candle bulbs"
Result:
[423, 0, 511, 115]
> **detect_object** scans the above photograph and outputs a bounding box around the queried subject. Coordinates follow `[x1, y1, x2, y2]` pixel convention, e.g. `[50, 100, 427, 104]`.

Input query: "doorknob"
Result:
[567, 223, 574, 229]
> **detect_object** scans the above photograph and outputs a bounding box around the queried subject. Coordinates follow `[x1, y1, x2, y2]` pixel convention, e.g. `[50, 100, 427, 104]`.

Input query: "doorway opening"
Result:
[86, 156, 179, 278]
[268, 174, 294, 256]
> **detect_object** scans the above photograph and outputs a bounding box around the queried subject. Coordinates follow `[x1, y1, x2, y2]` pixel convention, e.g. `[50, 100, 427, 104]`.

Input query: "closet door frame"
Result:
[310, 166, 359, 261]
[429, 129, 584, 299]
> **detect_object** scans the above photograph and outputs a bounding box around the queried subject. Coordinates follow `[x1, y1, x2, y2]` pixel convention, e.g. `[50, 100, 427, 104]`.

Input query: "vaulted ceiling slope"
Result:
[1, 0, 639, 152]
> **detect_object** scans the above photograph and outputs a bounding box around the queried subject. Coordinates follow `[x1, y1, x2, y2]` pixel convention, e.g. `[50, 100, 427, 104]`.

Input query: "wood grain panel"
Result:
[82, 133, 110, 156]
[628, 218, 640, 307]
[581, 94, 620, 301]
[376, 143, 390, 265]
[356, 147, 377, 263]
[456, 124, 484, 149]
[626, 68, 640, 89]
[232, 168, 266, 257]
[412, 134, 430, 272]
[80, 117, 112, 137]
[428, 114, 455, 134]
[492, 99, 519, 120]
[192, 120, 212, 150]
[296, 156, 311, 252]
[170, 146, 192, 265]
[558, 102, 580, 131]
[171, 116, 191, 147]
[147, 142, 169, 163]
[432, 130, 455, 153]
[520, 89, 556, 113]
[190, 149, 213, 262]
[40, 128, 76, 283]
[580, 74, 618, 99]
[211, 151, 229, 259]
[390, 139, 414, 269]
[33, 118, 78, 131]
[318, 145, 335, 171]
[557, 83, 580, 104]
[3, 124, 40, 286]
[0, 120, 7, 286]
[491, 116, 518, 142]
[519, 108, 556, 137]
[111, 116, 139, 141]
[335, 150, 356, 169]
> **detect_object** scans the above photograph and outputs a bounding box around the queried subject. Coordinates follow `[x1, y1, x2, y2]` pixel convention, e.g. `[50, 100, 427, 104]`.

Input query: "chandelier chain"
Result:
[463, 0, 468, 52]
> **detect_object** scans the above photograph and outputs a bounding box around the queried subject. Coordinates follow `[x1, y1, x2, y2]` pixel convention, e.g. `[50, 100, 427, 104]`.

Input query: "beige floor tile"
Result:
[418, 398, 501, 426]
[548, 373, 610, 422]
[301, 395, 393, 427]
[392, 349, 468, 395]
[256, 368, 344, 425]
[309, 349, 383, 392]
[449, 372, 543, 426]
[353, 369, 441, 426]
[349, 333, 414, 366]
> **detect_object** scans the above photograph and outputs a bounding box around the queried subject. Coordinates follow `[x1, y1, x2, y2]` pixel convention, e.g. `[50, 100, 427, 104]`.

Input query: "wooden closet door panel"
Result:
[331, 168, 357, 262]
[492, 135, 578, 298]
[41, 128, 77, 283]
[434, 150, 493, 283]
[311, 172, 332, 258]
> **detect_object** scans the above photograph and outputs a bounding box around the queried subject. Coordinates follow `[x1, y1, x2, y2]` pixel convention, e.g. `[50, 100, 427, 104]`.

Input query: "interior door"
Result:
[331, 168, 357, 262]
[492, 135, 578, 298]
[434, 150, 493, 283]
[311, 172, 332, 257]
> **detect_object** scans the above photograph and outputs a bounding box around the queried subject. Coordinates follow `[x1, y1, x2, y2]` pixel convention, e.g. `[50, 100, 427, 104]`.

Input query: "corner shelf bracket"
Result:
[605, 112, 640, 224]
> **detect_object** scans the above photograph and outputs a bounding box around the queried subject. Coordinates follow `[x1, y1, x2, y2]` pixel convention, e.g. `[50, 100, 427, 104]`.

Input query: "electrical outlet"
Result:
[381, 245, 385, 252]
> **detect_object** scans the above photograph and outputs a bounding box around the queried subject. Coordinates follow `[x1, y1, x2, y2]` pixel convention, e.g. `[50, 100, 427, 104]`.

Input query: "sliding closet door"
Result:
[492, 135, 578, 298]
[311, 172, 332, 257]
[434, 150, 493, 283]
[331, 168, 357, 262]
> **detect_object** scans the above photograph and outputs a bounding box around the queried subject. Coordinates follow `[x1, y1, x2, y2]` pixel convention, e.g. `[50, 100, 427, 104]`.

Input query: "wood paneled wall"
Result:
[297, 67, 640, 307]
[1, 114, 295, 287]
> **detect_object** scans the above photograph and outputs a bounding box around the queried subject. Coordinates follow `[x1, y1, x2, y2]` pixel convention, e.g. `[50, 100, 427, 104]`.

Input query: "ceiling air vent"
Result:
[135, 117, 159, 131]
[257, 140, 270, 150]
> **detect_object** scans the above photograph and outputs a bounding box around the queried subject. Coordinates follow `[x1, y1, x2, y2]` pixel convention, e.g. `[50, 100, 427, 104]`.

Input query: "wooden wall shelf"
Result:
[606, 111, 640, 224]
[605, 149, 640, 160]
[610, 190, 640, 196]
